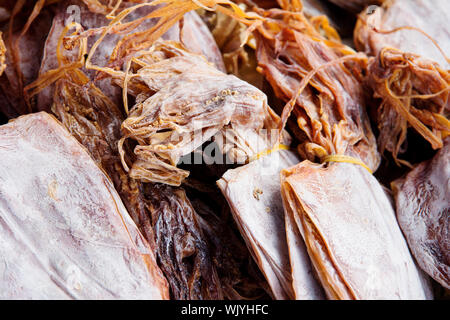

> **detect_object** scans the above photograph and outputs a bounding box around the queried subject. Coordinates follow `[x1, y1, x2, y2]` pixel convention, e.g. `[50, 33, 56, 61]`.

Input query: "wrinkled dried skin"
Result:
[366, 48, 449, 161]
[37, 0, 224, 111]
[119, 41, 281, 186]
[0, 112, 169, 299]
[355, 0, 450, 68]
[255, 16, 380, 172]
[218, 149, 324, 299]
[186, 185, 272, 300]
[53, 73, 240, 299]
[392, 138, 450, 289]
[281, 161, 433, 299]
[144, 183, 223, 300]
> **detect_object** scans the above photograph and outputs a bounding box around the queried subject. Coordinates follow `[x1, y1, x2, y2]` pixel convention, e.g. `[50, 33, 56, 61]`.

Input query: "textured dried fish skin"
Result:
[119, 41, 281, 186]
[281, 161, 433, 299]
[355, 0, 450, 162]
[392, 138, 450, 289]
[144, 183, 224, 300]
[51, 64, 242, 299]
[0, 112, 169, 299]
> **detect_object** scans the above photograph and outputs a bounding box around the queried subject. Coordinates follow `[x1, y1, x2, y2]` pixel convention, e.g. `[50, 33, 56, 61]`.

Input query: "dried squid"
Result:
[218, 148, 325, 299]
[281, 161, 433, 299]
[36, 0, 225, 112]
[246, 4, 432, 299]
[0, 0, 55, 118]
[0, 112, 169, 299]
[109, 40, 301, 298]
[114, 41, 280, 186]
[392, 137, 449, 289]
[355, 0, 450, 163]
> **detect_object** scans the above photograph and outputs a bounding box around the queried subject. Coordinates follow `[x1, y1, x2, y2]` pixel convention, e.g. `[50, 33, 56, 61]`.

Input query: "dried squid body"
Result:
[218, 148, 325, 300]
[281, 160, 433, 299]
[112, 39, 291, 298]
[0, 112, 169, 299]
[392, 138, 450, 289]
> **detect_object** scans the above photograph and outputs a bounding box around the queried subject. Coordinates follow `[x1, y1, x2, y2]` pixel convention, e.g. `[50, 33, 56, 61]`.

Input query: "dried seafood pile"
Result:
[0, 0, 448, 300]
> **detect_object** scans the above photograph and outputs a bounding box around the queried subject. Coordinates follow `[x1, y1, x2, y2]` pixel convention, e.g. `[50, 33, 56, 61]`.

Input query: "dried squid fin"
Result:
[281, 174, 326, 300]
[281, 162, 356, 300]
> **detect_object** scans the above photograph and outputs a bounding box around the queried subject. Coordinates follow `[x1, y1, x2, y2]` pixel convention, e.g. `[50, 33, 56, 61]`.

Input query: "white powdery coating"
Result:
[0, 112, 168, 299]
